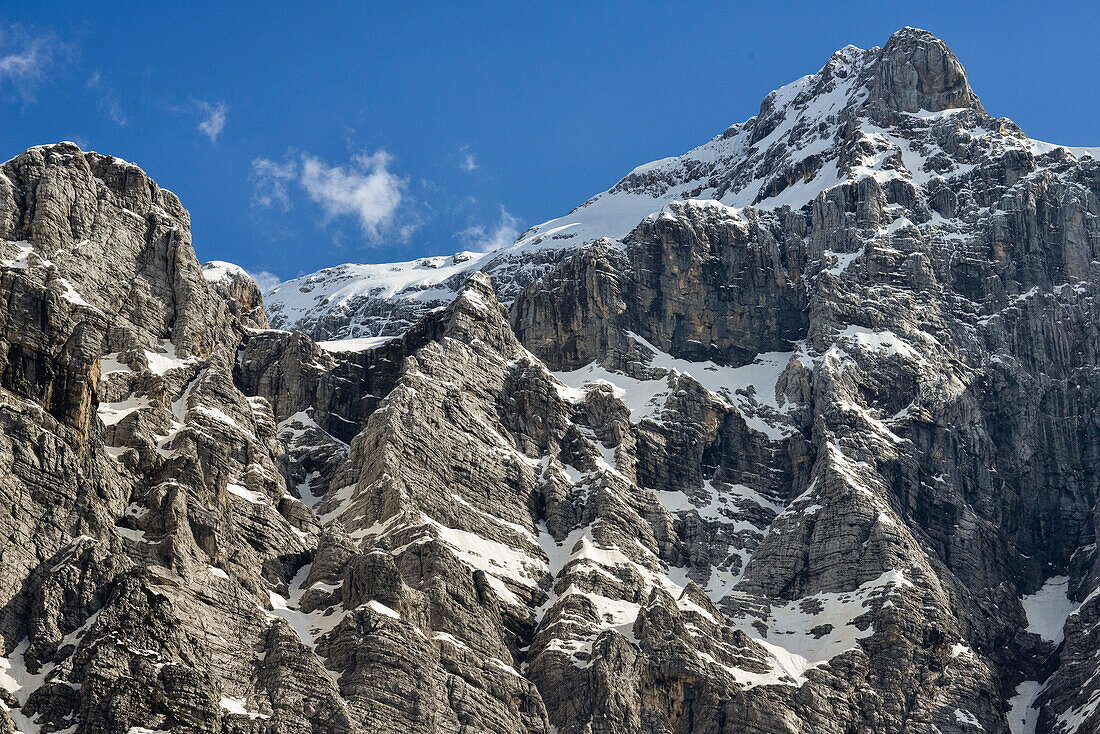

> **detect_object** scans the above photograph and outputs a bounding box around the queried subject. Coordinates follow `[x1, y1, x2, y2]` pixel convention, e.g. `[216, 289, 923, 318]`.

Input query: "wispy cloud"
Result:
[0, 25, 68, 101]
[250, 157, 296, 210]
[248, 269, 281, 292]
[168, 99, 229, 142]
[457, 206, 521, 252]
[251, 150, 414, 245]
[0, 43, 40, 79]
[196, 100, 228, 142]
[86, 71, 127, 126]
[459, 145, 478, 171]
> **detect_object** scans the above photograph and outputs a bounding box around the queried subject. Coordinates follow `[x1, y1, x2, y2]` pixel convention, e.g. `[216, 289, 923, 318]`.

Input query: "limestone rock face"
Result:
[511, 203, 809, 369]
[2, 25, 1100, 734]
[0, 143, 317, 734]
[202, 261, 270, 329]
[868, 27, 983, 114]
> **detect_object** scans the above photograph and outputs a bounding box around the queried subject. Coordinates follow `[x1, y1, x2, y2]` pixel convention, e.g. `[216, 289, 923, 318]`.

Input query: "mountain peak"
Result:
[266, 27, 1073, 344]
[868, 27, 983, 114]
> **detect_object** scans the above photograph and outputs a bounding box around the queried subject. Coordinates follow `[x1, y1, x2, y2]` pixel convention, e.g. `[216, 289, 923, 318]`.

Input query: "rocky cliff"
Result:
[0, 27, 1099, 734]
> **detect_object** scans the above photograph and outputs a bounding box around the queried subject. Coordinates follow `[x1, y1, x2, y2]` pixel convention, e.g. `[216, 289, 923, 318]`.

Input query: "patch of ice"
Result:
[949, 643, 970, 658]
[202, 260, 249, 284]
[617, 331, 804, 440]
[98, 396, 151, 426]
[219, 695, 270, 720]
[835, 325, 919, 360]
[1021, 576, 1078, 644]
[192, 405, 251, 435]
[653, 479, 782, 526]
[99, 353, 132, 375]
[1057, 687, 1100, 734]
[825, 249, 861, 275]
[552, 363, 670, 423]
[317, 335, 396, 352]
[1007, 680, 1041, 734]
[432, 631, 470, 650]
[954, 708, 985, 730]
[0, 638, 56, 732]
[265, 251, 492, 332]
[144, 340, 199, 375]
[1025, 140, 1100, 160]
[422, 516, 547, 606]
[116, 526, 152, 543]
[366, 600, 400, 619]
[729, 569, 913, 686]
[226, 483, 266, 505]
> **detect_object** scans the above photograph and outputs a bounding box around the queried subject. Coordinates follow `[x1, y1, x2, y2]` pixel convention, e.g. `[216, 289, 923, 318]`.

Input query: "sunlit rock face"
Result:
[1, 26, 1100, 734]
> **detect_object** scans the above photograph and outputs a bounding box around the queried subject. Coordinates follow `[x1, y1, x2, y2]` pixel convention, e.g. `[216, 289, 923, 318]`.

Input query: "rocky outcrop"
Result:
[868, 27, 984, 114]
[512, 202, 808, 369]
[202, 261, 269, 329]
[0, 144, 318, 733]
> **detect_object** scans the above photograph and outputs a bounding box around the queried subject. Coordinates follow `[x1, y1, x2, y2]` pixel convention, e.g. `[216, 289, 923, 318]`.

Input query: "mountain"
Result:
[0, 26, 1099, 734]
[265, 27, 1096, 343]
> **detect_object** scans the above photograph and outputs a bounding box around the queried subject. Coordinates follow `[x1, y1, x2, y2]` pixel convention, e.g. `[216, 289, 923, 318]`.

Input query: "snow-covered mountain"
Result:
[266, 26, 1097, 343]
[1, 26, 1099, 734]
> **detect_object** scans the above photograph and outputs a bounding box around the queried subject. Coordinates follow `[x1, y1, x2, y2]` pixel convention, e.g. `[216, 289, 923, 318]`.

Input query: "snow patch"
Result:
[202, 260, 250, 284]
[953, 708, 985, 730]
[1007, 680, 1041, 734]
[318, 335, 395, 352]
[1021, 576, 1078, 644]
[219, 696, 270, 720]
[226, 482, 266, 505]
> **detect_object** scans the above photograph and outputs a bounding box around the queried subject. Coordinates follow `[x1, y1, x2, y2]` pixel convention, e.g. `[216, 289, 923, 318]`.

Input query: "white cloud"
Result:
[298, 151, 408, 240]
[196, 101, 228, 142]
[250, 157, 296, 210]
[0, 29, 53, 80]
[248, 270, 281, 292]
[0, 47, 39, 79]
[250, 150, 414, 245]
[97, 94, 127, 126]
[458, 144, 478, 171]
[0, 26, 67, 101]
[86, 71, 127, 126]
[457, 206, 521, 252]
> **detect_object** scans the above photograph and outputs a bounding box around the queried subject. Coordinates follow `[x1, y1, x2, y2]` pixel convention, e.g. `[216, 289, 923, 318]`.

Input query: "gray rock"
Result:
[0, 25, 1099, 734]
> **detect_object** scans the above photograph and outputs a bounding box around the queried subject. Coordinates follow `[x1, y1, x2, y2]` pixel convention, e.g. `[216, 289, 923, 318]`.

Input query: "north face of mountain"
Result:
[0, 26, 1099, 734]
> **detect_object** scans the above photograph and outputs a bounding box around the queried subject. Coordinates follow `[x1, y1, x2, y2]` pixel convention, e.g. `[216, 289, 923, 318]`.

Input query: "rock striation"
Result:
[0, 26, 1099, 734]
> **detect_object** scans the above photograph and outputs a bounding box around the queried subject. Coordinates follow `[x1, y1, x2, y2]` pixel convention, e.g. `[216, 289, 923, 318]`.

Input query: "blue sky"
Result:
[2, 2, 1097, 287]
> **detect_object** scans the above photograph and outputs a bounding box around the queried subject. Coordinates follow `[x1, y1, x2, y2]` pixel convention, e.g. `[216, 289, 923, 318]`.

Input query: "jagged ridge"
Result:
[265, 27, 1094, 345]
